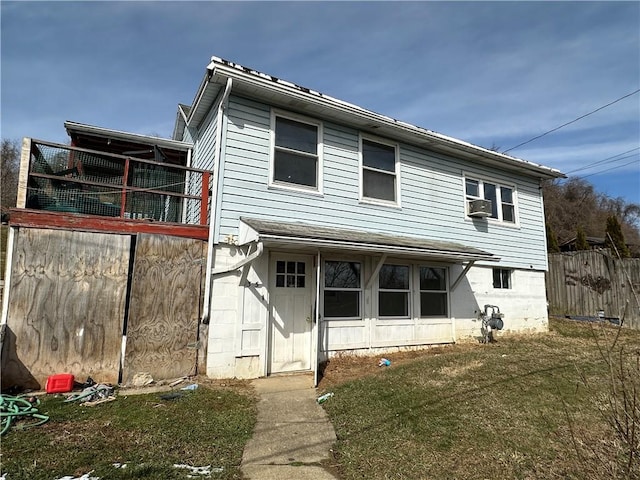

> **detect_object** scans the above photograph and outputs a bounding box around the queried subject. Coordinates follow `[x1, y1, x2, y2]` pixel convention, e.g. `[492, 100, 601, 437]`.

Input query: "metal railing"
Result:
[25, 140, 210, 225]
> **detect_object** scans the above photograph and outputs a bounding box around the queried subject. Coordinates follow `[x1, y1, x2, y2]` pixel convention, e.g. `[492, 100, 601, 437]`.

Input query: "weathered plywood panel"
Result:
[2, 228, 129, 390]
[123, 234, 205, 384]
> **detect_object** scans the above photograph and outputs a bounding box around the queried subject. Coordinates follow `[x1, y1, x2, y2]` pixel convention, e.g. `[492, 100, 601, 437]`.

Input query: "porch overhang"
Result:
[239, 217, 499, 263]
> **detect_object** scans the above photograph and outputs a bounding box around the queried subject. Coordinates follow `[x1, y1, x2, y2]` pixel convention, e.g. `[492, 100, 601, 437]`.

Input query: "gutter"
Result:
[200, 77, 233, 324]
[258, 234, 498, 263]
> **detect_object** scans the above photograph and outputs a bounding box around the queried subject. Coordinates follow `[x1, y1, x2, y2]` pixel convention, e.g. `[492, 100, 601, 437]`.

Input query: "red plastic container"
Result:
[46, 373, 75, 394]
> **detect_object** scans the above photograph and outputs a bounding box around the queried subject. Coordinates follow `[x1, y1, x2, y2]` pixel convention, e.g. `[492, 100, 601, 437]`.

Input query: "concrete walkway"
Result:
[241, 374, 339, 479]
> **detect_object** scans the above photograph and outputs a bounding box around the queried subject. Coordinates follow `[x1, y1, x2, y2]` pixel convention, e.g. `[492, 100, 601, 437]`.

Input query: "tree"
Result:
[1, 139, 21, 217]
[575, 225, 589, 251]
[604, 215, 630, 258]
[543, 177, 640, 257]
[546, 223, 560, 253]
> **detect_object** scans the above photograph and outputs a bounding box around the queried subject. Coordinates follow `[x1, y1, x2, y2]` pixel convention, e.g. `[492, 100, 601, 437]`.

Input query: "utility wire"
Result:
[503, 89, 640, 153]
[577, 157, 639, 180]
[565, 147, 640, 174]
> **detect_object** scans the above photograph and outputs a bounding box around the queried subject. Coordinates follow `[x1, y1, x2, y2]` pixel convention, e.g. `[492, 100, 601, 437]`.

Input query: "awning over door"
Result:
[239, 217, 499, 263]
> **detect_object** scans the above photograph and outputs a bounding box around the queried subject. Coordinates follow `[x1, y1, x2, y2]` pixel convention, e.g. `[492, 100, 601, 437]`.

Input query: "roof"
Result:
[239, 217, 498, 263]
[175, 56, 565, 180]
[66, 121, 192, 152]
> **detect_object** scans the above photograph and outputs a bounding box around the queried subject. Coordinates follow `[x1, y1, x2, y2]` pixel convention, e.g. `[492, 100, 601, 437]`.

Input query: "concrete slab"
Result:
[241, 374, 339, 479]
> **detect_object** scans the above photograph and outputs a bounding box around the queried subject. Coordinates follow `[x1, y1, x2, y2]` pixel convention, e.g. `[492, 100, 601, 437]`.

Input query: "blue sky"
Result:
[2, 1, 639, 203]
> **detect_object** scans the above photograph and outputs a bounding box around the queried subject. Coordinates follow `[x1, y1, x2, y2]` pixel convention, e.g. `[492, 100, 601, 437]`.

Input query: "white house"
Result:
[172, 56, 564, 382]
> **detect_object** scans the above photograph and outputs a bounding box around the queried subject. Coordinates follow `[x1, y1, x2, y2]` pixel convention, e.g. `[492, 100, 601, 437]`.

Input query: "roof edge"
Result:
[205, 56, 564, 180]
[65, 121, 193, 150]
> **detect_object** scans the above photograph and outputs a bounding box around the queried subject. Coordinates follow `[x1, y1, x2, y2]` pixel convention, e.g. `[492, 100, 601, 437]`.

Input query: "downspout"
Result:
[201, 77, 233, 324]
[211, 241, 264, 277]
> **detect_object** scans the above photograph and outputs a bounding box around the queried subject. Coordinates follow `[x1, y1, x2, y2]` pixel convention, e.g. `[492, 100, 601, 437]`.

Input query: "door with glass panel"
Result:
[269, 254, 313, 373]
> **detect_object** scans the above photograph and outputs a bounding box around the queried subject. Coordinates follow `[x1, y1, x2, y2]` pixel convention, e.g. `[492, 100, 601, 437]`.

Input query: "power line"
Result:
[576, 157, 640, 180]
[503, 89, 640, 153]
[565, 147, 640, 174]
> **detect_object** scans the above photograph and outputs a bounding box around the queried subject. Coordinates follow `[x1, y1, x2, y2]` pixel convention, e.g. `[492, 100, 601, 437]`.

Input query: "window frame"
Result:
[359, 134, 401, 207]
[322, 259, 363, 320]
[378, 263, 411, 319]
[275, 260, 307, 289]
[492, 268, 512, 289]
[269, 109, 323, 194]
[417, 265, 449, 318]
[464, 174, 518, 225]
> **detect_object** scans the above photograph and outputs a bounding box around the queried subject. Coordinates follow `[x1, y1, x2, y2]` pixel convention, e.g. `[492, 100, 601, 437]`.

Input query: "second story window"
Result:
[272, 114, 321, 191]
[465, 177, 516, 223]
[361, 137, 399, 204]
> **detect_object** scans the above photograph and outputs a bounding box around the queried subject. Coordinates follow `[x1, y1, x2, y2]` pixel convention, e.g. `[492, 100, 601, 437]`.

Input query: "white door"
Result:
[269, 254, 313, 373]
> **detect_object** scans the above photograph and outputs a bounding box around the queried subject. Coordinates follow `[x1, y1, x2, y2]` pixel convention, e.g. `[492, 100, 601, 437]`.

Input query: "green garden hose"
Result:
[0, 394, 49, 435]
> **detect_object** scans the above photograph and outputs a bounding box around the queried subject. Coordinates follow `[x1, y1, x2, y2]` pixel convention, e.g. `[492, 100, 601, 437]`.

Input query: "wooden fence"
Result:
[546, 250, 640, 330]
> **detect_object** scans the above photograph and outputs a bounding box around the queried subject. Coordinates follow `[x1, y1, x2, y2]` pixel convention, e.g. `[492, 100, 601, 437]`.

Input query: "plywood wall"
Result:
[2, 228, 129, 390]
[122, 234, 205, 384]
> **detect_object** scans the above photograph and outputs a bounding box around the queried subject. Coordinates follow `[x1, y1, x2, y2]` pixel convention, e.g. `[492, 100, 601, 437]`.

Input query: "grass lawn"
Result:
[320, 318, 640, 480]
[1, 381, 256, 480]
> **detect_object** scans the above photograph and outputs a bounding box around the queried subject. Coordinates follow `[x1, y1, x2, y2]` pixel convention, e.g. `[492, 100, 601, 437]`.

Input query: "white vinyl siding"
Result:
[213, 95, 549, 270]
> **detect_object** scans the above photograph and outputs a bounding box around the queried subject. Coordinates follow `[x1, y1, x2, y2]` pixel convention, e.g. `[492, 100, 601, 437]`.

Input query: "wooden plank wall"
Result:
[2, 228, 129, 390]
[546, 251, 640, 329]
[122, 234, 205, 384]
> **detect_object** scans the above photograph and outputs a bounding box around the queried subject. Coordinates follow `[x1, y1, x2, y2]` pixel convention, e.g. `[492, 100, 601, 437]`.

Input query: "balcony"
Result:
[11, 138, 212, 240]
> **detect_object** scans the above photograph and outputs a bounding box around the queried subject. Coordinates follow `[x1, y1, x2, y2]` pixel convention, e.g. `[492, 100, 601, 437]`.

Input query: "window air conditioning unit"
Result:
[468, 199, 492, 217]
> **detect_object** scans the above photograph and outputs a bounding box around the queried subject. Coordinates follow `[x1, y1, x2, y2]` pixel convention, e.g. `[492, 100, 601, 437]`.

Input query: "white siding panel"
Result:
[324, 324, 367, 350]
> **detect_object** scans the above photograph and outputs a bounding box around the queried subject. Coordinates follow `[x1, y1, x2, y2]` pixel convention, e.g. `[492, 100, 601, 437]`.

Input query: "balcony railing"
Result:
[23, 140, 210, 225]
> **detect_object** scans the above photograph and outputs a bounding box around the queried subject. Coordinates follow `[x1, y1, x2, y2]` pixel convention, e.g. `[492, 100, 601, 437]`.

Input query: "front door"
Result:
[269, 254, 313, 373]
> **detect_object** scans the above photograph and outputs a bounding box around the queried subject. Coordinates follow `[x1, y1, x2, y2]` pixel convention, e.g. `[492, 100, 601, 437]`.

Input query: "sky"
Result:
[2, 1, 639, 204]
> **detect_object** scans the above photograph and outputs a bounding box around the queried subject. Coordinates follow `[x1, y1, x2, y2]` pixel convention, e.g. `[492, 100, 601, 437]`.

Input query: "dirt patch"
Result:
[317, 343, 480, 390]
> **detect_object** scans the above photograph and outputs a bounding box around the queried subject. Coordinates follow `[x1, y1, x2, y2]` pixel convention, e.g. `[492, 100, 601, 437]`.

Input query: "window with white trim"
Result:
[361, 137, 399, 204]
[419, 267, 448, 317]
[275, 260, 306, 288]
[379, 264, 410, 317]
[323, 261, 362, 319]
[465, 177, 516, 223]
[493, 268, 511, 289]
[272, 114, 320, 190]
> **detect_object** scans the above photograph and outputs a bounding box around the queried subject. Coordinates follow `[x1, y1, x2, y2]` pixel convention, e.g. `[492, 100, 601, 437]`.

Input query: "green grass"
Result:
[322, 318, 640, 480]
[1, 385, 257, 480]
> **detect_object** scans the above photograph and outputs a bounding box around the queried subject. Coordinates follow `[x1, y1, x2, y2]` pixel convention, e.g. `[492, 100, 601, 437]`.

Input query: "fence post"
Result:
[120, 157, 130, 219]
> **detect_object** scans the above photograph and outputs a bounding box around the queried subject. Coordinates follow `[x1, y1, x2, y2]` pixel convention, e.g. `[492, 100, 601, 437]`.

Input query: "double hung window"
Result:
[378, 264, 410, 317]
[465, 177, 516, 223]
[361, 137, 399, 204]
[324, 261, 362, 318]
[272, 114, 320, 191]
[419, 267, 448, 317]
